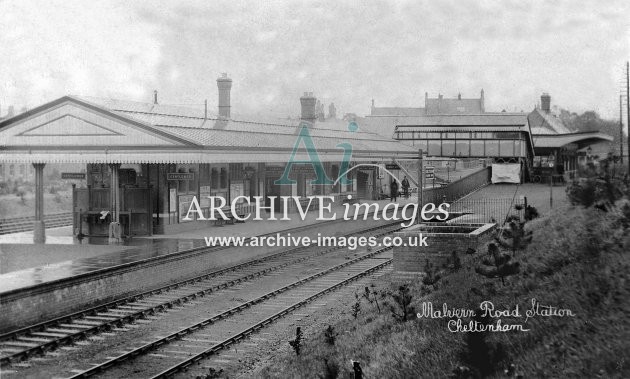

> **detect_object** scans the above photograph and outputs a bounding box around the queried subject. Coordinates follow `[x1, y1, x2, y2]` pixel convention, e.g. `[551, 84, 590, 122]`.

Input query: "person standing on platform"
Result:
[390, 180, 399, 202]
[401, 176, 410, 199]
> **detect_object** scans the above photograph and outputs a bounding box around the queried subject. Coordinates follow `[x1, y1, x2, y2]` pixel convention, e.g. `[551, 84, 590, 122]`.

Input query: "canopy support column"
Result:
[33, 163, 46, 243]
[108, 163, 122, 243]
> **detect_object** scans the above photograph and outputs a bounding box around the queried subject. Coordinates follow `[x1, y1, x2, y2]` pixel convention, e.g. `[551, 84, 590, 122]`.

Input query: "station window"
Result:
[470, 140, 484, 156]
[499, 140, 515, 156]
[0, 164, 3, 177]
[20, 165, 25, 176]
[9, 165, 14, 176]
[199, 164, 211, 185]
[455, 140, 470, 156]
[220, 168, 227, 188]
[442, 141, 455, 156]
[211, 168, 219, 189]
[485, 141, 499, 156]
[427, 140, 441, 156]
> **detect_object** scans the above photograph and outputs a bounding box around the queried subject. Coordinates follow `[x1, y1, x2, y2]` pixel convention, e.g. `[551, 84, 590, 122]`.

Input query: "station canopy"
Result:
[0, 96, 417, 164]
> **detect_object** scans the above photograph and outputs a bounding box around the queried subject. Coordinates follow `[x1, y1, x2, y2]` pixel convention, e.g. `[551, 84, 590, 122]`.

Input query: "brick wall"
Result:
[0, 247, 244, 333]
[393, 223, 495, 274]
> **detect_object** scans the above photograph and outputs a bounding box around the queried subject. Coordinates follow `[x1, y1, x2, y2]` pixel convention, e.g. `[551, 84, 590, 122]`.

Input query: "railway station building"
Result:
[0, 75, 417, 242]
[364, 91, 613, 182]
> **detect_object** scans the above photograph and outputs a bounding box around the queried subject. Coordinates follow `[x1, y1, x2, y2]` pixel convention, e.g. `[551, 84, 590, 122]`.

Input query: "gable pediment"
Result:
[0, 99, 191, 148]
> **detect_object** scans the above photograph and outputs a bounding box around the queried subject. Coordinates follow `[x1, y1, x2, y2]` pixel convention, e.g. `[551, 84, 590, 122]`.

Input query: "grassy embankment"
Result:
[259, 204, 630, 378]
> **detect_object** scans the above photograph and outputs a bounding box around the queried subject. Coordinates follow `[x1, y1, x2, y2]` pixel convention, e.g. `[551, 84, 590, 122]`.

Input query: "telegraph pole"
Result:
[619, 95, 630, 166]
[417, 149, 424, 224]
[627, 61, 629, 176]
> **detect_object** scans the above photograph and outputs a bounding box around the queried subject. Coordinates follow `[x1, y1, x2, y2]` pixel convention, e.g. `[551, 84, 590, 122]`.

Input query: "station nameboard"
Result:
[167, 173, 195, 181]
[385, 163, 400, 170]
[61, 172, 86, 180]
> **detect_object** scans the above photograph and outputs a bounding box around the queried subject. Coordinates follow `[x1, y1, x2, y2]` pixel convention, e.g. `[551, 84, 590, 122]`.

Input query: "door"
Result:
[357, 170, 373, 200]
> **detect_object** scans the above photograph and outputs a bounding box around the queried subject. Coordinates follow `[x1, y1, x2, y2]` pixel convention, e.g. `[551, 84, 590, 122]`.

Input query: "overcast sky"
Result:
[1, 0, 629, 119]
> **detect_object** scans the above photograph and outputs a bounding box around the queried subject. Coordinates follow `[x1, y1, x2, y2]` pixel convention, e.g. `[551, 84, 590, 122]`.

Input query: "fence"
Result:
[421, 166, 491, 204]
[0, 212, 73, 235]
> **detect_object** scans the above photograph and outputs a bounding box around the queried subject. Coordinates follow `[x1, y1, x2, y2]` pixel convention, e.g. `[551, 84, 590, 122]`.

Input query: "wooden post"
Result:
[33, 163, 46, 243]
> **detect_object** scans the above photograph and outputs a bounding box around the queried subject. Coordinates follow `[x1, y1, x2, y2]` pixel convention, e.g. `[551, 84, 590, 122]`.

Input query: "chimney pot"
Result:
[217, 73, 233, 119]
[541, 92, 551, 113]
[300, 92, 317, 123]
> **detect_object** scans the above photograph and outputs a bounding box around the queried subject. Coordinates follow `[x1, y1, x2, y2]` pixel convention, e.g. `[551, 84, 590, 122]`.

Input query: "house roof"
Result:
[527, 108, 573, 135]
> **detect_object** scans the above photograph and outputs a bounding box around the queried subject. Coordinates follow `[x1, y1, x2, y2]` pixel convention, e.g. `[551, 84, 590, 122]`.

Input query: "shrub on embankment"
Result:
[258, 204, 630, 378]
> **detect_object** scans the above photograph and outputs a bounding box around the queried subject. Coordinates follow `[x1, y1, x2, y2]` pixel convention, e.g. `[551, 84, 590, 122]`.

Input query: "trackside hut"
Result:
[0, 95, 416, 241]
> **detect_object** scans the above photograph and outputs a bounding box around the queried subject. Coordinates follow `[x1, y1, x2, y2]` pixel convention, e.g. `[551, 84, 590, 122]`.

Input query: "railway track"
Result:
[0, 221, 402, 371]
[68, 248, 393, 378]
[0, 212, 73, 235]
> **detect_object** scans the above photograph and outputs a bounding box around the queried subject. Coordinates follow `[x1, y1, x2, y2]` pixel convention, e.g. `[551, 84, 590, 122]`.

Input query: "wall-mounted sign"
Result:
[385, 164, 400, 170]
[167, 173, 194, 181]
[61, 172, 86, 180]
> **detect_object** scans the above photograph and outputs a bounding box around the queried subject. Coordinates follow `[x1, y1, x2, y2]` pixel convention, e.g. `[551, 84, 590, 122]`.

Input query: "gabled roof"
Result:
[527, 108, 573, 135]
[0, 96, 416, 164]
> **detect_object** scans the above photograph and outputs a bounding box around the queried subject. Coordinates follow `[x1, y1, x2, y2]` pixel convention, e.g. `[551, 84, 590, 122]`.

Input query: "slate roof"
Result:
[76, 96, 415, 155]
[527, 108, 573, 135]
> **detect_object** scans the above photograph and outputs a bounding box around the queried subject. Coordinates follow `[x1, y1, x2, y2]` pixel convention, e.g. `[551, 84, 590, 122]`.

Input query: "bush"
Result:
[388, 284, 415, 322]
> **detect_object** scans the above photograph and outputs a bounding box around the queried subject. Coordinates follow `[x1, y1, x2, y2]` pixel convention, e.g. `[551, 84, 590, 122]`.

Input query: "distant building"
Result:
[527, 93, 613, 175]
[370, 90, 485, 116]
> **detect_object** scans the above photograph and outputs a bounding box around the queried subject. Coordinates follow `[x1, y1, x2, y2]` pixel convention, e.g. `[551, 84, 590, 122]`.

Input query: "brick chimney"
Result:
[541, 93, 551, 113]
[300, 92, 317, 122]
[217, 73, 232, 119]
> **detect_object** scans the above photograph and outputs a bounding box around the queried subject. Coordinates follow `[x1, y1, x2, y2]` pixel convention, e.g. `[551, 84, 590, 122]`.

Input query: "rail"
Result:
[0, 221, 402, 367]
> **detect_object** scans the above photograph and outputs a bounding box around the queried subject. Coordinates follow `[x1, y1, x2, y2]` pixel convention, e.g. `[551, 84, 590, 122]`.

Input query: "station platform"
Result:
[0, 197, 419, 294]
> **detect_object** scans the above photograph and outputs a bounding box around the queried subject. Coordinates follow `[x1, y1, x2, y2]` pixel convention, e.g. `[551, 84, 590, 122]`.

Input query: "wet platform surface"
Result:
[0, 238, 207, 294]
[0, 198, 421, 294]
